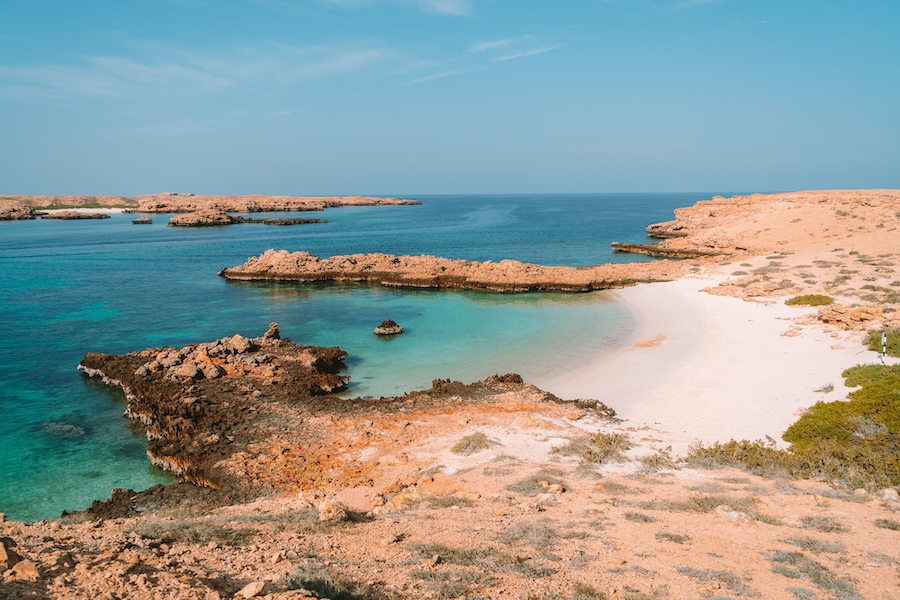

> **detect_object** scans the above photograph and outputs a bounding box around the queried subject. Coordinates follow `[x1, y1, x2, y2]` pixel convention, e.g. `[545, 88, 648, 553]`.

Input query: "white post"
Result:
[883, 331, 888, 364]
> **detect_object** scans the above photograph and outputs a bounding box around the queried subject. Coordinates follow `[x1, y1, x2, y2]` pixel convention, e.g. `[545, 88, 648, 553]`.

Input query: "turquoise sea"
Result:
[0, 193, 720, 521]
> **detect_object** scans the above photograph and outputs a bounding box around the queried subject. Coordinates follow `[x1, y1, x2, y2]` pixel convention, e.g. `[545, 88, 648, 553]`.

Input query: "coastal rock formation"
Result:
[132, 217, 152, 224]
[167, 209, 240, 227]
[610, 242, 720, 259]
[76, 327, 599, 515]
[220, 250, 687, 293]
[78, 328, 351, 493]
[40, 211, 111, 220]
[0, 201, 36, 220]
[167, 210, 328, 227]
[374, 319, 404, 335]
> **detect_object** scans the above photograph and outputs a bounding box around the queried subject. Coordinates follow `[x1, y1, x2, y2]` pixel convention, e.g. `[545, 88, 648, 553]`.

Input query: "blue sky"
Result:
[1, 1, 897, 195]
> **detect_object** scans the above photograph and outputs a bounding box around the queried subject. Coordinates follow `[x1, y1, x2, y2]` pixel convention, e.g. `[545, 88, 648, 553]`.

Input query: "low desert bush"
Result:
[785, 294, 834, 306]
[451, 431, 499, 455]
[286, 562, 399, 600]
[128, 520, 254, 547]
[554, 432, 632, 466]
[874, 518, 900, 531]
[801, 515, 849, 533]
[506, 469, 567, 496]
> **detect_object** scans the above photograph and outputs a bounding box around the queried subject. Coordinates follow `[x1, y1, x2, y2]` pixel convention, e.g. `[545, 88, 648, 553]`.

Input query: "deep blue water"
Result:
[0, 193, 718, 521]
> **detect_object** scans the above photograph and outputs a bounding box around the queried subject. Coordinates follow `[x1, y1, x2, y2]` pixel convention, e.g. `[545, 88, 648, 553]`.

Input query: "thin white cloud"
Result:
[405, 68, 472, 85]
[0, 43, 390, 102]
[492, 45, 559, 62]
[469, 39, 512, 53]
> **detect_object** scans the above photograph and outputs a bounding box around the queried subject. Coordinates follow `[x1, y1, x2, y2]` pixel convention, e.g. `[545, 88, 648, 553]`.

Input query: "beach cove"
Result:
[2, 190, 900, 600]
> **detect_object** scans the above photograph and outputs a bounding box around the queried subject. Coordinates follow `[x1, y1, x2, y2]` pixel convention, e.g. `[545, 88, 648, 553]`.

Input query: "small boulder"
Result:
[9, 559, 40, 582]
[882, 488, 900, 502]
[317, 499, 349, 523]
[229, 334, 253, 354]
[200, 363, 223, 380]
[173, 362, 201, 380]
[374, 319, 404, 336]
[237, 580, 266, 598]
[263, 322, 280, 340]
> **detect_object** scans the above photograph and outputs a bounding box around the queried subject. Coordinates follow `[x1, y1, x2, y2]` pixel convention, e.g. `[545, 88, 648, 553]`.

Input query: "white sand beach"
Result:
[537, 272, 894, 454]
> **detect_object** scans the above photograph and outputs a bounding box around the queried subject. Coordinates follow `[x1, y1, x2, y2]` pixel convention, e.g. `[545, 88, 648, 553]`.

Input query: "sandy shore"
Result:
[537, 267, 895, 454]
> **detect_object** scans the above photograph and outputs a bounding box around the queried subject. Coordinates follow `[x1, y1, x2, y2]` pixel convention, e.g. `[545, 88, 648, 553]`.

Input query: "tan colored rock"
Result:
[167, 209, 238, 227]
[317, 499, 349, 523]
[173, 362, 201, 379]
[237, 580, 266, 598]
[817, 304, 883, 329]
[9, 558, 40, 581]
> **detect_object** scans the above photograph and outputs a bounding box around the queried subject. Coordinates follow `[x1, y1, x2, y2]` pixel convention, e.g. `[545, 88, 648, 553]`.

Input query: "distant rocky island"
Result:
[0, 192, 421, 220]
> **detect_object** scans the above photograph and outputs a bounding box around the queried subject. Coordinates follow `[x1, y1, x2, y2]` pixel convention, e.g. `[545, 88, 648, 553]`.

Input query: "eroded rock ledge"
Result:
[219, 250, 687, 293]
[75, 326, 611, 517]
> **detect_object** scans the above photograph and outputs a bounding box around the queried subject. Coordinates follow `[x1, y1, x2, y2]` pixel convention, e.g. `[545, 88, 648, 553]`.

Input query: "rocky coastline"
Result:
[219, 250, 688, 293]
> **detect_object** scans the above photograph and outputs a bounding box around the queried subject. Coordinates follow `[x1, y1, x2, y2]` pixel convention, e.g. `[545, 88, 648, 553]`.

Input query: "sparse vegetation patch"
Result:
[785, 295, 834, 306]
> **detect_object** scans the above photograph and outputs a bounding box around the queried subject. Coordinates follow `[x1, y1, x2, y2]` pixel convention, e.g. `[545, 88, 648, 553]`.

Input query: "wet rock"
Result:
[374, 319, 404, 335]
[132, 217, 152, 224]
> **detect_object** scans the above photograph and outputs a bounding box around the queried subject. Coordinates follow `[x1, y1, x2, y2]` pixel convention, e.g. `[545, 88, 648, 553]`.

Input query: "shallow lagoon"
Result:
[0, 193, 717, 520]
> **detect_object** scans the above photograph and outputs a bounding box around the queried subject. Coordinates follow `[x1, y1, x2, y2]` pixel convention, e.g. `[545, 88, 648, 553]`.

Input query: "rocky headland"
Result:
[220, 250, 688, 292]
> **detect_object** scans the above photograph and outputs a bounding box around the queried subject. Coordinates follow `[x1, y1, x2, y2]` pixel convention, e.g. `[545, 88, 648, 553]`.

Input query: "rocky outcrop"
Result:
[167, 210, 327, 227]
[374, 320, 404, 335]
[78, 327, 350, 493]
[40, 211, 111, 220]
[220, 250, 687, 293]
[611, 242, 721, 259]
[167, 210, 240, 227]
[132, 217, 153, 224]
[817, 304, 884, 329]
[0, 201, 36, 220]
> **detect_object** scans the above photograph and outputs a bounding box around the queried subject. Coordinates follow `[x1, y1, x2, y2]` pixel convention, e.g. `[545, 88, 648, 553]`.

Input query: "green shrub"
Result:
[785, 294, 834, 306]
[867, 328, 900, 357]
[686, 365, 900, 491]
